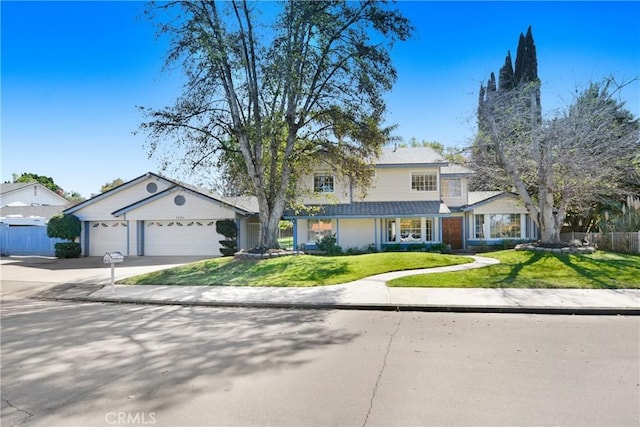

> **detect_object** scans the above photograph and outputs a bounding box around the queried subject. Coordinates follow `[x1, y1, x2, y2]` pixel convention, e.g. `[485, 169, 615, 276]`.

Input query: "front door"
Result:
[442, 218, 463, 250]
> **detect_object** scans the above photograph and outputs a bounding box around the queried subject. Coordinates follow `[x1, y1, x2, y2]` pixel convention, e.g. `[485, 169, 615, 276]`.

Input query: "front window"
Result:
[411, 171, 437, 192]
[313, 174, 334, 193]
[442, 178, 462, 197]
[385, 218, 434, 243]
[307, 219, 332, 242]
[475, 214, 485, 239]
[489, 214, 521, 238]
[474, 214, 521, 238]
[400, 219, 421, 242]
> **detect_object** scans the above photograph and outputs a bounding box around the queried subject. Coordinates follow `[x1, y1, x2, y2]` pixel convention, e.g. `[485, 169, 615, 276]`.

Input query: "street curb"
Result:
[35, 295, 640, 316]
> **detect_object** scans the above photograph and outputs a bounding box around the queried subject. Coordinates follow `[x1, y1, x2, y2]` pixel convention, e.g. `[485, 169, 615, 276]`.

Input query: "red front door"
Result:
[442, 218, 463, 250]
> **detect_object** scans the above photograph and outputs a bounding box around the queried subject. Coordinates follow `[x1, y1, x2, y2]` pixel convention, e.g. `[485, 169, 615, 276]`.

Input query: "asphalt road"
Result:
[2, 299, 639, 427]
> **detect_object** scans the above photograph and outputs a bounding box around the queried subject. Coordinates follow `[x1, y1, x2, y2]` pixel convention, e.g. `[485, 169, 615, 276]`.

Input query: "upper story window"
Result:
[411, 171, 437, 192]
[442, 178, 462, 198]
[314, 174, 334, 193]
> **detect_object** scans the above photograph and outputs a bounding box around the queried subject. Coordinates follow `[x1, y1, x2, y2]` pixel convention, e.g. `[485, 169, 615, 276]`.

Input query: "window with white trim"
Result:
[474, 214, 522, 238]
[442, 178, 462, 197]
[313, 174, 334, 193]
[385, 218, 434, 242]
[411, 171, 437, 192]
[489, 214, 521, 238]
[307, 219, 332, 242]
[475, 214, 485, 239]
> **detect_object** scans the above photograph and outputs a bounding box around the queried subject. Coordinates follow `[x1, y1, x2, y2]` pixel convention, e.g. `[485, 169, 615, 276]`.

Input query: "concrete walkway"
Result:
[46, 255, 640, 315]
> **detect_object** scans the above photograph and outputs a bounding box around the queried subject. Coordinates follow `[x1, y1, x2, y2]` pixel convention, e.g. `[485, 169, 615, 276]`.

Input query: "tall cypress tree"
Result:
[473, 26, 541, 191]
[498, 51, 514, 91]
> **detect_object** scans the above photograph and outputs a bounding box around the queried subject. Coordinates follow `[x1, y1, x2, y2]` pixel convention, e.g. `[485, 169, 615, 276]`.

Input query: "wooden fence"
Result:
[561, 231, 640, 254]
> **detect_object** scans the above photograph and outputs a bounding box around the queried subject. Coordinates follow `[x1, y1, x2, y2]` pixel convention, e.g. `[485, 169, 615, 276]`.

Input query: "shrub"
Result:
[55, 242, 81, 258]
[216, 219, 237, 256]
[47, 213, 81, 241]
[316, 234, 342, 255]
[382, 243, 401, 252]
[427, 243, 452, 254]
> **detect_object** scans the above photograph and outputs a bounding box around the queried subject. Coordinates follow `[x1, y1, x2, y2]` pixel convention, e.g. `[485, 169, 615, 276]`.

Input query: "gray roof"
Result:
[284, 201, 449, 218]
[376, 147, 447, 167]
[467, 191, 504, 206]
[0, 205, 65, 221]
[0, 183, 31, 194]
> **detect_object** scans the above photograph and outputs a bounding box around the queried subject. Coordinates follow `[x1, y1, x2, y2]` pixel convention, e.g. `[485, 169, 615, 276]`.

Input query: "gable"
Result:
[1, 183, 69, 207]
[113, 188, 239, 220]
[65, 173, 173, 220]
[467, 193, 528, 214]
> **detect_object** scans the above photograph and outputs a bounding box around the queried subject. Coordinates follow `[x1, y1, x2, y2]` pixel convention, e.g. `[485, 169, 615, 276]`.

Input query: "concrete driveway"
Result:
[0, 256, 210, 300]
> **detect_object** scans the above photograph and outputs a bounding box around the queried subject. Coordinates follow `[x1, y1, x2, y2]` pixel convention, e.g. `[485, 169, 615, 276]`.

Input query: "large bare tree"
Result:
[473, 79, 639, 244]
[139, 1, 412, 249]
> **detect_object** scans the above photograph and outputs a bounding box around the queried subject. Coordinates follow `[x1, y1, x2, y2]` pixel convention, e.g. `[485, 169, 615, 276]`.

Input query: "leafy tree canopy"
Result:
[140, 0, 413, 248]
[101, 178, 124, 193]
[12, 172, 60, 192]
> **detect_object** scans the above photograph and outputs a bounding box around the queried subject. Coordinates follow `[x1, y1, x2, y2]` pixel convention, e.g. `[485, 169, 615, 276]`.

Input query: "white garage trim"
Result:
[144, 220, 222, 256]
[89, 221, 128, 256]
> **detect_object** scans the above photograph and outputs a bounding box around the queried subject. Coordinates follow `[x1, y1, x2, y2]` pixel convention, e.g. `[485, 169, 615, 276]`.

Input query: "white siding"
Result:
[72, 177, 172, 221]
[2, 184, 68, 207]
[121, 191, 237, 221]
[473, 197, 528, 215]
[354, 167, 441, 202]
[337, 219, 375, 249]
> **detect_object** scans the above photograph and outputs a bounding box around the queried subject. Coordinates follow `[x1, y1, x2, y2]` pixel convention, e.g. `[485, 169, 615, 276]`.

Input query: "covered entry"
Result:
[442, 217, 463, 250]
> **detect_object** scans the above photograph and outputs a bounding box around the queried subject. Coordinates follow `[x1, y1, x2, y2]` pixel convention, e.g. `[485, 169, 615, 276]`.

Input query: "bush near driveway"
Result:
[387, 250, 640, 289]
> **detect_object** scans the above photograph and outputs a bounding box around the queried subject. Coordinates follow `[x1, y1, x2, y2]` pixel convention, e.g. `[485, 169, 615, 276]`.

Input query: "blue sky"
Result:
[2, 1, 639, 198]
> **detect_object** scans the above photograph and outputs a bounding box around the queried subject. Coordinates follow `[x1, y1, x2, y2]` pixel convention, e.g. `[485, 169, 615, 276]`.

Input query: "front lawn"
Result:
[120, 252, 472, 287]
[388, 250, 640, 289]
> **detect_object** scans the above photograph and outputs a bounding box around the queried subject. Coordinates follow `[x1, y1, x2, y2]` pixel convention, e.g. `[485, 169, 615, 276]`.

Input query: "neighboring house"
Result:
[284, 147, 537, 251]
[63, 172, 259, 257]
[0, 183, 70, 256]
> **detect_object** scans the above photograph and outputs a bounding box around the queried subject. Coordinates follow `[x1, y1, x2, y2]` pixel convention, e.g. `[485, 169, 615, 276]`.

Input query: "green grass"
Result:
[388, 250, 640, 289]
[120, 252, 472, 287]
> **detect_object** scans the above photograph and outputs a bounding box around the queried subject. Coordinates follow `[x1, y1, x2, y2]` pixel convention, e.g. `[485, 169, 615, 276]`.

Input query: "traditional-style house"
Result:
[284, 147, 537, 251]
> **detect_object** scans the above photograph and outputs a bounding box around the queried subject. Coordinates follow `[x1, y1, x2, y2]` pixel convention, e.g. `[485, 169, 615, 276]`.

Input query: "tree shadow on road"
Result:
[1, 300, 359, 425]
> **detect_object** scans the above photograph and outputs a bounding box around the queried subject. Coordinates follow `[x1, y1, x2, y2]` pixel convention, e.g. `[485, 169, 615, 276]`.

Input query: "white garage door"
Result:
[144, 220, 221, 256]
[89, 221, 128, 256]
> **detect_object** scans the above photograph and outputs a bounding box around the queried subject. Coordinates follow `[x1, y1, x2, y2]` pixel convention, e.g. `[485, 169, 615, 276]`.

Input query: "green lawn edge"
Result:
[387, 250, 640, 289]
[119, 252, 473, 287]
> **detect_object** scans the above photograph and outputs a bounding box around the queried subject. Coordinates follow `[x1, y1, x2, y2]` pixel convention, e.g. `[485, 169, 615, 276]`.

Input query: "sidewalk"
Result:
[40, 256, 640, 315]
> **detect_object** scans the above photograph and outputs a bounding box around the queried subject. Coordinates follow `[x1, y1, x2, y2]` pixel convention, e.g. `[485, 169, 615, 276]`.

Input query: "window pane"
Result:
[442, 178, 461, 197]
[387, 219, 397, 242]
[489, 214, 520, 238]
[411, 172, 436, 192]
[475, 215, 485, 239]
[313, 175, 334, 193]
[425, 218, 433, 241]
[400, 218, 421, 242]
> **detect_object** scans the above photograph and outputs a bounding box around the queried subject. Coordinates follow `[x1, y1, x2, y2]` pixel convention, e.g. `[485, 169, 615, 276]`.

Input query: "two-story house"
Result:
[284, 146, 538, 251]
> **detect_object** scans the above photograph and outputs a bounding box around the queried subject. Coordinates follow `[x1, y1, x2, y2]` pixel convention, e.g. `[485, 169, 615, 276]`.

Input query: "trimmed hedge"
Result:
[55, 242, 81, 258]
[47, 213, 81, 241]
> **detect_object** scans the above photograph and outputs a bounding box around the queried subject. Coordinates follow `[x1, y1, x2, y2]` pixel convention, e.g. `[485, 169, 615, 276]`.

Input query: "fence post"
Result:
[637, 231, 640, 254]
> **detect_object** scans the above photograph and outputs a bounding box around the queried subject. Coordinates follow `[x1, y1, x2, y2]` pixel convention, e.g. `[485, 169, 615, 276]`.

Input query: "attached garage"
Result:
[89, 221, 128, 256]
[144, 220, 221, 256]
[64, 173, 257, 257]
